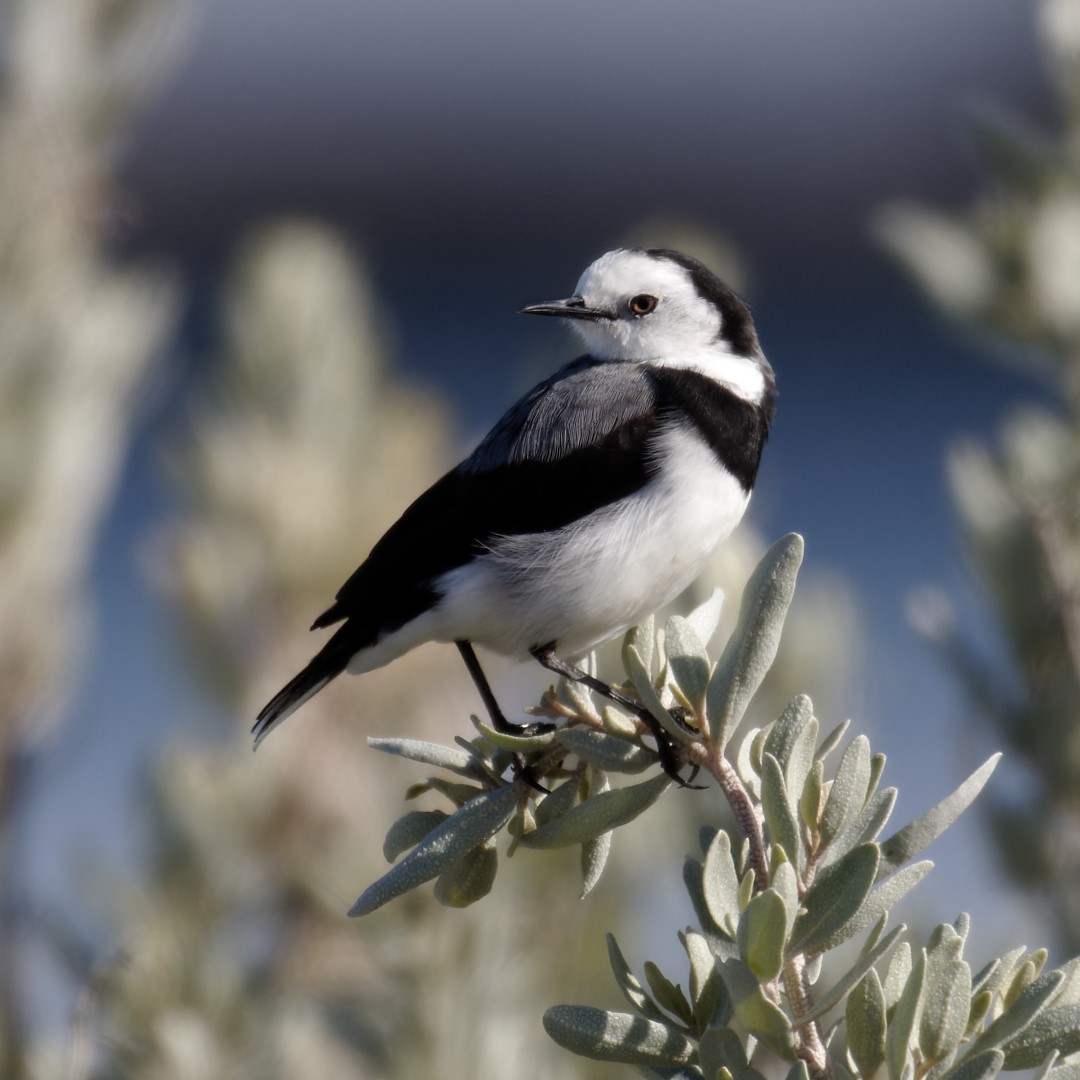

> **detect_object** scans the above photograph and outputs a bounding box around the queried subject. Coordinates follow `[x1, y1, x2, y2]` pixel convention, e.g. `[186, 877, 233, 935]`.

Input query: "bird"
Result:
[253, 247, 776, 783]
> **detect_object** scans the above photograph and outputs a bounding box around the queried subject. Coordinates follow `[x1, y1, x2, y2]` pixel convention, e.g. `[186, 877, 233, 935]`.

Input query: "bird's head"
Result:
[521, 248, 775, 404]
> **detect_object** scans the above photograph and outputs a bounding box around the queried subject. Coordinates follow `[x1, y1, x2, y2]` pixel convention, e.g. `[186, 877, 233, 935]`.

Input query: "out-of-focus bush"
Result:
[0, 0, 184, 1072]
[880, 0, 1080, 952]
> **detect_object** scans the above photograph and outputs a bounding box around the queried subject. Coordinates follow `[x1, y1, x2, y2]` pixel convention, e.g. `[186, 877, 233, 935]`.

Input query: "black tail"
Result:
[252, 632, 354, 748]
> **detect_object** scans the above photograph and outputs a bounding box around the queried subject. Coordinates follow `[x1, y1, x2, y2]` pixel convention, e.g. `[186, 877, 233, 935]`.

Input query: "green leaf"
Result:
[382, 809, 450, 862]
[683, 929, 731, 1031]
[797, 924, 905, 1025]
[738, 888, 788, 983]
[644, 961, 695, 1027]
[1047, 1064, 1080, 1080]
[826, 787, 898, 863]
[862, 912, 889, 956]
[534, 775, 580, 827]
[367, 736, 483, 776]
[764, 694, 814, 775]
[886, 948, 926, 1080]
[557, 670, 601, 721]
[433, 840, 498, 907]
[698, 1026, 758, 1080]
[581, 770, 613, 897]
[557, 727, 654, 773]
[920, 926, 972, 1065]
[666, 614, 713, 714]
[771, 858, 800, 942]
[971, 956, 1001, 998]
[717, 956, 796, 1060]
[470, 715, 558, 751]
[703, 829, 741, 939]
[941, 1049, 1004, 1080]
[847, 968, 887, 1078]
[966, 991, 993, 1041]
[707, 534, 804, 751]
[607, 934, 672, 1024]
[959, 971, 1065, 1063]
[868, 753, 886, 799]
[1006, 957, 1043, 1007]
[1030, 1058, 1061, 1080]
[813, 860, 932, 952]
[736, 726, 764, 797]
[624, 643, 697, 744]
[349, 784, 520, 916]
[578, 829, 613, 898]
[879, 755, 1001, 873]
[800, 759, 825, 837]
[418, 776, 486, 806]
[974, 947, 1024, 1003]
[820, 735, 871, 847]
[1053, 956, 1080, 1006]
[884, 943, 913, 1009]
[521, 773, 670, 849]
[684, 858, 740, 961]
[542, 1005, 697, 1066]
[851, 787, 900, 847]
[788, 843, 880, 955]
[624, 616, 656, 679]
[738, 867, 756, 914]
[1001, 1004, 1080, 1068]
[773, 698, 819, 811]
[761, 754, 803, 870]
[686, 586, 726, 648]
[815, 718, 851, 763]
[602, 704, 639, 738]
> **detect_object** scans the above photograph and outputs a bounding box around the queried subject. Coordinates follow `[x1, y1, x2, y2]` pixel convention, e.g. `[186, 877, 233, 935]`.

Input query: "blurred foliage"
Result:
[879, 0, 1080, 953]
[0, 0, 184, 1074]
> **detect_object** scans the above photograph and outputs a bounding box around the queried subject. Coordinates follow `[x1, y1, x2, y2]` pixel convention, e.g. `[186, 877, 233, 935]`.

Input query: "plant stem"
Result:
[784, 955, 830, 1078]
[703, 746, 769, 888]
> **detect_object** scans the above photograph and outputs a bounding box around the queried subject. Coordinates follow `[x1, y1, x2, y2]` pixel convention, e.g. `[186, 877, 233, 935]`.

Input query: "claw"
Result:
[653, 734, 707, 790]
[512, 753, 550, 794]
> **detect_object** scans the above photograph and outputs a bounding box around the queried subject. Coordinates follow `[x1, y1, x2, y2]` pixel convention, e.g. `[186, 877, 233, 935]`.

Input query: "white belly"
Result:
[430, 425, 749, 659]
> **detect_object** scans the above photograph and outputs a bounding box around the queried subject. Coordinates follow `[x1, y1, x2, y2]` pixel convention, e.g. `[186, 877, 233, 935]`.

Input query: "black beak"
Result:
[518, 296, 606, 321]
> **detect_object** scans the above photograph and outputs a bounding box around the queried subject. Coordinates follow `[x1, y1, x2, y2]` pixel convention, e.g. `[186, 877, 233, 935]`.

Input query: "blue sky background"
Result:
[17, 0, 1067, 1028]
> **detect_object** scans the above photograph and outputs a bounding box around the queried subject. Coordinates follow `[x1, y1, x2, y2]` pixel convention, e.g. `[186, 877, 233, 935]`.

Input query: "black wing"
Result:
[311, 357, 660, 640]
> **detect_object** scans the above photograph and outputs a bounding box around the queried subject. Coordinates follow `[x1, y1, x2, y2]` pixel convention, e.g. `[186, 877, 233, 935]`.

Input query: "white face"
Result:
[565, 250, 767, 402]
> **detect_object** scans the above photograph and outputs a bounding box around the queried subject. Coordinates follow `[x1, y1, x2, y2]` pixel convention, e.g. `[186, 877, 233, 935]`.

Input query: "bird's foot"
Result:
[511, 753, 551, 794]
[648, 720, 706, 790]
[530, 642, 706, 789]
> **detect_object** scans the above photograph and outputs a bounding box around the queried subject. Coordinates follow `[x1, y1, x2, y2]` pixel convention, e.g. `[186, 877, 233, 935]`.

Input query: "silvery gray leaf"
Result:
[542, 1005, 696, 1066]
[382, 809, 450, 862]
[367, 736, 482, 777]
[521, 773, 671, 849]
[879, 755, 1001, 874]
[349, 784, 520, 916]
[706, 533, 804, 751]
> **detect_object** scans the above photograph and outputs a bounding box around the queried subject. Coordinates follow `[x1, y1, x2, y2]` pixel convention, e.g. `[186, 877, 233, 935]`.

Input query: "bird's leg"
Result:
[530, 644, 702, 789]
[455, 640, 553, 793]
[455, 641, 554, 738]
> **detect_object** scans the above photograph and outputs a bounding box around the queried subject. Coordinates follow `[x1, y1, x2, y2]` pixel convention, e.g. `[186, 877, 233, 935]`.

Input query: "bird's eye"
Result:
[628, 294, 658, 317]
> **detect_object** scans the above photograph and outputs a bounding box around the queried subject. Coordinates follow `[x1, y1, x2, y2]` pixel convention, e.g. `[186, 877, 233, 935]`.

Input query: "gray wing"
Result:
[461, 356, 658, 472]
